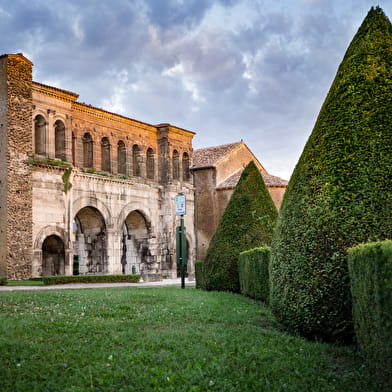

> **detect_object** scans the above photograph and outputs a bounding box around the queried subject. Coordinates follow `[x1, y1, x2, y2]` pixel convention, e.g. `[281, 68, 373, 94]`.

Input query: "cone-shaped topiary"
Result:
[270, 7, 392, 342]
[203, 161, 278, 292]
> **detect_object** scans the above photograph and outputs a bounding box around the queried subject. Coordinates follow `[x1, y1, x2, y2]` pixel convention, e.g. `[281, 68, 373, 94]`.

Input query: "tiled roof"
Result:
[217, 168, 288, 189]
[192, 142, 242, 167]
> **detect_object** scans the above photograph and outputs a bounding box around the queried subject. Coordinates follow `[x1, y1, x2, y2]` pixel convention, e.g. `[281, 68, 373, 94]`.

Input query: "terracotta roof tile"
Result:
[192, 142, 242, 167]
[217, 168, 288, 189]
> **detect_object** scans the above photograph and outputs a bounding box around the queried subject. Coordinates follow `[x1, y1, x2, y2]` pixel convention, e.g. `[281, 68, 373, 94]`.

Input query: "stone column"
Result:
[0, 53, 33, 279]
[106, 229, 122, 274]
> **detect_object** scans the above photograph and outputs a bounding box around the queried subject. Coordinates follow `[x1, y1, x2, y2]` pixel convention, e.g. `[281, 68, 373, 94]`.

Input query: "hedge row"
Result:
[194, 260, 205, 289]
[0, 276, 7, 286]
[42, 274, 141, 285]
[238, 247, 270, 303]
[348, 240, 392, 386]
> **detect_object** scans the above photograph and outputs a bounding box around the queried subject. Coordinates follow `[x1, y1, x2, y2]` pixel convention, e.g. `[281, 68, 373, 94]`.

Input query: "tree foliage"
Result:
[203, 161, 278, 292]
[270, 7, 392, 342]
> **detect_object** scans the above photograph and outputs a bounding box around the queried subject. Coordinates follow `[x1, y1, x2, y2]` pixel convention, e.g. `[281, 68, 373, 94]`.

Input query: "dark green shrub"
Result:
[270, 7, 392, 342]
[203, 161, 278, 292]
[194, 260, 205, 289]
[42, 274, 141, 285]
[239, 247, 270, 303]
[0, 276, 7, 286]
[348, 240, 392, 387]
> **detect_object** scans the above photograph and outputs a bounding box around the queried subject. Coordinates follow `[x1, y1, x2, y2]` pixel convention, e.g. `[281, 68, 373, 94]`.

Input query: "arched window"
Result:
[117, 140, 126, 175]
[182, 152, 190, 181]
[82, 132, 93, 168]
[34, 115, 46, 155]
[54, 120, 66, 160]
[146, 148, 155, 179]
[172, 150, 180, 180]
[101, 137, 111, 172]
[132, 144, 141, 177]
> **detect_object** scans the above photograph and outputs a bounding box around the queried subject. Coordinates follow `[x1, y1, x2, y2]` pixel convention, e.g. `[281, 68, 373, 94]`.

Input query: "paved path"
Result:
[0, 278, 195, 292]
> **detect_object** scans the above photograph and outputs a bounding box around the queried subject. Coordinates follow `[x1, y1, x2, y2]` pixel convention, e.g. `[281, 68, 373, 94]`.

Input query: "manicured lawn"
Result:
[0, 287, 380, 391]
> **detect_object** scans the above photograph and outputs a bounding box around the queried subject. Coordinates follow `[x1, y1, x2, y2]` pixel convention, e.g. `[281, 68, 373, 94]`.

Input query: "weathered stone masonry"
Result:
[0, 54, 33, 279]
[0, 53, 287, 280]
[1, 53, 196, 280]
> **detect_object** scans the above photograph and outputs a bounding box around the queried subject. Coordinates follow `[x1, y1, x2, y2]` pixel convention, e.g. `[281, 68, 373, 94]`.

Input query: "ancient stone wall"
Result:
[0, 54, 33, 279]
[28, 77, 195, 281]
[192, 167, 219, 260]
[0, 57, 8, 276]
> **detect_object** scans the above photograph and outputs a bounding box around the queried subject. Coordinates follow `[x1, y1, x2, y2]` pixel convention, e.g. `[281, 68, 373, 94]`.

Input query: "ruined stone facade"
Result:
[0, 54, 287, 280]
[1, 53, 195, 280]
[191, 141, 287, 260]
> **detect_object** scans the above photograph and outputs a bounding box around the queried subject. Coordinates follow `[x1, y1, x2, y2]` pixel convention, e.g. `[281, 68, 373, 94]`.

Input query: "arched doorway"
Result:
[121, 210, 153, 275]
[73, 207, 107, 275]
[42, 235, 65, 276]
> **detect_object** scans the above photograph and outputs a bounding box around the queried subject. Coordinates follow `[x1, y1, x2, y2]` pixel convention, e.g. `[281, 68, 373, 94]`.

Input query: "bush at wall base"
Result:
[42, 274, 141, 285]
[239, 247, 270, 303]
[194, 260, 205, 289]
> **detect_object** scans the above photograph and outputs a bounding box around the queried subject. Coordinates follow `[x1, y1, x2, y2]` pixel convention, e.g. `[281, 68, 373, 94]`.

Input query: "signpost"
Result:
[175, 194, 187, 289]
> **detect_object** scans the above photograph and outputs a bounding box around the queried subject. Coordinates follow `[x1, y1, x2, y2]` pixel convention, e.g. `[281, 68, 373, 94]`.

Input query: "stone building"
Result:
[0, 53, 287, 280]
[0, 53, 195, 280]
[191, 141, 288, 260]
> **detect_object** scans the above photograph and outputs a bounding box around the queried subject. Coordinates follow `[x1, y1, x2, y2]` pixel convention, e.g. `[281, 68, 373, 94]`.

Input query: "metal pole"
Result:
[180, 216, 185, 289]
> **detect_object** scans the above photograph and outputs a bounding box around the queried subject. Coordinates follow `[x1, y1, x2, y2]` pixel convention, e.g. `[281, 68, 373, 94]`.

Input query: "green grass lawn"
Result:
[0, 287, 380, 392]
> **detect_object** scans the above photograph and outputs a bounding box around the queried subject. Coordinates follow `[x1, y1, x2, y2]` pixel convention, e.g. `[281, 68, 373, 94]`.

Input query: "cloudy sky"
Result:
[1, 0, 391, 179]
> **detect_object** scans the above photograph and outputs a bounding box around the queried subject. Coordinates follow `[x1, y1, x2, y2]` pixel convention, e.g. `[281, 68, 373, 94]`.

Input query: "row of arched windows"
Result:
[34, 114, 191, 182]
[34, 115, 66, 160]
[173, 149, 190, 181]
[81, 132, 156, 178]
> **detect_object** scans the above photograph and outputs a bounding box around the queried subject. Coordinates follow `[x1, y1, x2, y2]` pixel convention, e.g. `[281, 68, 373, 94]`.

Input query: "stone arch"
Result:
[73, 206, 107, 275]
[34, 114, 47, 155]
[172, 150, 180, 180]
[101, 137, 111, 172]
[33, 225, 67, 277]
[54, 119, 66, 160]
[72, 196, 112, 228]
[146, 147, 155, 179]
[117, 202, 153, 234]
[42, 235, 65, 276]
[82, 132, 93, 168]
[120, 210, 154, 276]
[117, 140, 126, 175]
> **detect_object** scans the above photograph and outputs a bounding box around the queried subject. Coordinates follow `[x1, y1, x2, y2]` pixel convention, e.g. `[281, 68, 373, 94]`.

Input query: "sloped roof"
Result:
[217, 168, 288, 189]
[192, 142, 242, 168]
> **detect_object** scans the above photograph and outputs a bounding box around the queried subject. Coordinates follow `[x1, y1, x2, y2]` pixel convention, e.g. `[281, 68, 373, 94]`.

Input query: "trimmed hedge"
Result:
[203, 161, 278, 292]
[270, 7, 392, 342]
[42, 274, 141, 285]
[348, 240, 392, 387]
[238, 247, 270, 303]
[194, 260, 205, 289]
[0, 276, 7, 286]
